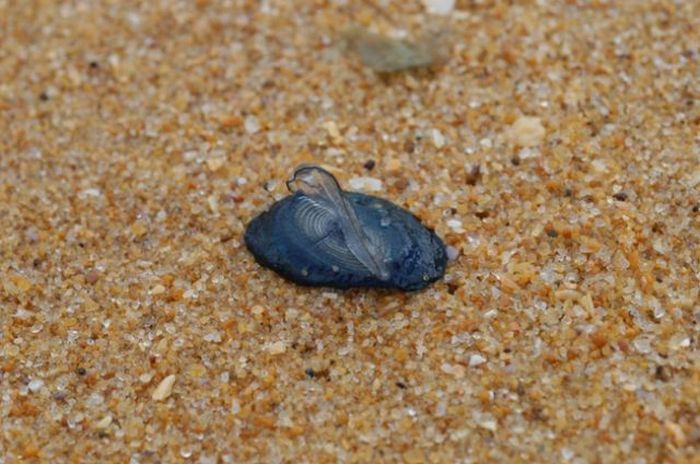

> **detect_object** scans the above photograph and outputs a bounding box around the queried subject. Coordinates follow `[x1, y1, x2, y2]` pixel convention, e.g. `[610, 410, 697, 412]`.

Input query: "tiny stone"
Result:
[323, 120, 341, 141]
[85, 270, 99, 284]
[469, 354, 487, 366]
[80, 188, 101, 198]
[363, 159, 376, 171]
[632, 336, 652, 354]
[441, 362, 466, 378]
[508, 116, 546, 147]
[465, 165, 481, 186]
[95, 416, 112, 429]
[431, 128, 445, 149]
[251, 305, 265, 317]
[207, 195, 219, 214]
[655, 365, 672, 382]
[445, 246, 459, 261]
[668, 334, 690, 350]
[130, 222, 148, 238]
[267, 341, 286, 355]
[561, 448, 575, 461]
[151, 284, 166, 295]
[244, 115, 260, 134]
[555, 289, 582, 301]
[612, 191, 628, 201]
[183, 289, 196, 299]
[446, 219, 463, 230]
[475, 415, 497, 432]
[348, 176, 383, 192]
[203, 331, 222, 343]
[152, 374, 176, 401]
[28, 379, 44, 392]
[25, 226, 39, 242]
[206, 157, 225, 172]
[386, 158, 401, 172]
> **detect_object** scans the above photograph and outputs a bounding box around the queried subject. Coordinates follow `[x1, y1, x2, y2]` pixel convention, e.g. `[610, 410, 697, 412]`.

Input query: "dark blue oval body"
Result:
[245, 191, 447, 291]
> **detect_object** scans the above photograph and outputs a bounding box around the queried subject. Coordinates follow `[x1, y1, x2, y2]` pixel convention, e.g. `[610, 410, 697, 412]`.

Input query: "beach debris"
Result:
[340, 25, 451, 73]
[245, 165, 447, 290]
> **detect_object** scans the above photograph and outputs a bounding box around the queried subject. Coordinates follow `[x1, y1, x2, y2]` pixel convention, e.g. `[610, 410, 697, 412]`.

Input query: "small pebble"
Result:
[323, 120, 341, 141]
[446, 218, 463, 230]
[206, 157, 225, 172]
[95, 416, 113, 429]
[632, 336, 652, 354]
[244, 115, 260, 134]
[267, 341, 287, 355]
[655, 365, 672, 382]
[445, 245, 459, 261]
[152, 375, 176, 401]
[508, 116, 546, 147]
[386, 158, 401, 172]
[151, 284, 166, 295]
[465, 165, 481, 186]
[431, 128, 445, 149]
[440, 362, 466, 379]
[348, 176, 383, 192]
[28, 379, 44, 392]
[475, 416, 498, 432]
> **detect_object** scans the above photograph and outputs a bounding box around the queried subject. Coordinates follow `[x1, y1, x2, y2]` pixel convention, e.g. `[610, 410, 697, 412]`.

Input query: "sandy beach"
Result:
[1, 0, 698, 462]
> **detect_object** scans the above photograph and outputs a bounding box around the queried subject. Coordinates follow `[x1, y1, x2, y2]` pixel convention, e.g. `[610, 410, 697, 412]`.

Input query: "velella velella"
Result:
[244, 165, 447, 291]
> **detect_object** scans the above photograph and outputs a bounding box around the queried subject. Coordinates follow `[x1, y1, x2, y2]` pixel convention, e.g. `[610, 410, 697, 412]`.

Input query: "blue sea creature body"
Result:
[244, 165, 447, 290]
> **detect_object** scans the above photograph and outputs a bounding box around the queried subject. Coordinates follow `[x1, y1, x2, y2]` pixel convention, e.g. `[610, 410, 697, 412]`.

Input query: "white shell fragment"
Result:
[152, 374, 176, 401]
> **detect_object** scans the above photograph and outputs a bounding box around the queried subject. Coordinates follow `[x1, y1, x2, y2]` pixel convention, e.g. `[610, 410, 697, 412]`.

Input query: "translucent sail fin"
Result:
[287, 165, 390, 280]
